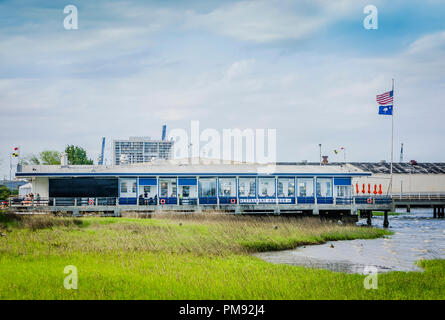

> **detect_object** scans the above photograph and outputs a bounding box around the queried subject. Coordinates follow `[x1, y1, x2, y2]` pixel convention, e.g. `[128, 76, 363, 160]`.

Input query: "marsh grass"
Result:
[0, 213, 86, 231]
[370, 211, 404, 216]
[0, 213, 390, 257]
[0, 212, 443, 299]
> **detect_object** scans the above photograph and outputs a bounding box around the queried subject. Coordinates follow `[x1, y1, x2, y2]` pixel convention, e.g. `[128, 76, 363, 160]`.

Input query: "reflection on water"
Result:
[255, 209, 445, 274]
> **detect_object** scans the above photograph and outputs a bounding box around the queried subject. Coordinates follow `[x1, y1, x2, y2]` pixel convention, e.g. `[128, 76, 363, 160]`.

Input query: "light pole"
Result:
[188, 143, 193, 163]
[9, 153, 12, 191]
[318, 144, 322, 165]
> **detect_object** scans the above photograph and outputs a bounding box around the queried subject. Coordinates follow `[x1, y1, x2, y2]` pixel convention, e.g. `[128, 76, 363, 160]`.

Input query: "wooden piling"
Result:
[367, 210, 372, 226]
[383, 210, 389, 228]
[434, 207, 437, 219]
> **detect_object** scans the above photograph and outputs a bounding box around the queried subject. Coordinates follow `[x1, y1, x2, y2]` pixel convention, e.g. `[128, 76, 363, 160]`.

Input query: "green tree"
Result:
[39, 151, 61, 165]
[20, 151, 60, 165]
[20, 154, 41, 165]
[0, 185, 11, 200]
[65, 145, 93, 165]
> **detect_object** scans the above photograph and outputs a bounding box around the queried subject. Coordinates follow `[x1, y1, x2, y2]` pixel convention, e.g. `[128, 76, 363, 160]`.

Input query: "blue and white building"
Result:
[15, 158, 392, 216]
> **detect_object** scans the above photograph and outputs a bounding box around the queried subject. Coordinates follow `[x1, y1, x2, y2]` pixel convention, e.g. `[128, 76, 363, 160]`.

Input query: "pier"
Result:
[11, 161, 445, 226]
[392, 193, 445, 218]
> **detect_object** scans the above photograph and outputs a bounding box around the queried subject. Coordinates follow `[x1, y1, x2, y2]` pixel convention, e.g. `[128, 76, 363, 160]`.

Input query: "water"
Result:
[255, 209, 445, 274]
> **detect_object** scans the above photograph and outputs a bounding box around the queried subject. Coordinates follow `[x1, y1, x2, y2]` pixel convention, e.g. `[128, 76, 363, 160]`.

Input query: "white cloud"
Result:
[224, 59, 255, 79]
[185, 0, 366, 43]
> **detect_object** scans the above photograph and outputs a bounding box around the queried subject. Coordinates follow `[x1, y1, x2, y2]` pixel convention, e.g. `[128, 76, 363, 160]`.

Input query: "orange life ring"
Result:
[367, 197, 373, 204]
[160, 199, 166, 204]
[230, 198, 236, 204]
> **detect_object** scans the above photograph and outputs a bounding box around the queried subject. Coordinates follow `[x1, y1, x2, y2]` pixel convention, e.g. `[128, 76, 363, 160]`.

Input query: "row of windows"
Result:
[120, 177, 351, 198]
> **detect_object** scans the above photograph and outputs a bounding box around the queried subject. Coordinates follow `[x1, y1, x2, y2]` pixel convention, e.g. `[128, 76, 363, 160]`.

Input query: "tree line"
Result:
[20, 145, 94, 165]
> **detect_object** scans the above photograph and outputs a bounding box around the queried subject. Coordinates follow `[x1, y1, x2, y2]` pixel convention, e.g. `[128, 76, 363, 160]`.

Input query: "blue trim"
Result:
[157, 176, 159, 203]
[119, 197, 137, 205]
[159, 197, 177, 205]
[139, 178, 157, 186]
[178, 178, 197, 186]
[216, 177, 219, 199]
[297, 197, 315, 204]
[199, 197, 217, 204]
[219, 197, 237, 204]
[16, 172, 371, 177]
[317, 197, 334, 204]
[179, 198, 197, 205]
[136, 177, 139, 199]
[276, 197, 295, 204]
[334, 177, 351, 186]
[236, 176, 239, 200]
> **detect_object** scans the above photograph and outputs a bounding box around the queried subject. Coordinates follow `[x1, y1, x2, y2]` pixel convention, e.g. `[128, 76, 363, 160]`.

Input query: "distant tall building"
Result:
[113, 137, 173, 165]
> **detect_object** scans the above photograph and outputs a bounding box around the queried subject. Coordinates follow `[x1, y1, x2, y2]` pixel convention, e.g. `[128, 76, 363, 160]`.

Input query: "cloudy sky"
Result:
[1, 0, 445, 176]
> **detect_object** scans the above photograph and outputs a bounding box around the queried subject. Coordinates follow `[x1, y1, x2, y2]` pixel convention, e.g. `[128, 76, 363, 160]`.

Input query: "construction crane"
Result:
[162, 125, 166, 141]
[99, 137, 105, 165]
[400, 142, 404, 163]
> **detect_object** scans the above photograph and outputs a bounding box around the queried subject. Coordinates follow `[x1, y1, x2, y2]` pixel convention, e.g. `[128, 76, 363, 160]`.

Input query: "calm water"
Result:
[255, 209, 445, 274]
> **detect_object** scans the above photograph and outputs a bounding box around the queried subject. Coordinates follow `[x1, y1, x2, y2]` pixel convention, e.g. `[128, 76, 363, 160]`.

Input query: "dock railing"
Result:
[353, 195, 392, 205]
[3, 195, 394, 208]
[5, 197, 118, 208]
[391, 192, 445, 201]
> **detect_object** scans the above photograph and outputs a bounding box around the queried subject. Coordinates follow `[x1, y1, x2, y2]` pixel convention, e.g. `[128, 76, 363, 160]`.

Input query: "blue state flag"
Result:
[379, 105, 393, 115]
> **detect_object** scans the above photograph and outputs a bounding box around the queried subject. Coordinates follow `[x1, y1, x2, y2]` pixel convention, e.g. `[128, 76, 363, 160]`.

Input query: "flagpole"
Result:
[389, 79, 394, 195]
[9, 152, 12, 192]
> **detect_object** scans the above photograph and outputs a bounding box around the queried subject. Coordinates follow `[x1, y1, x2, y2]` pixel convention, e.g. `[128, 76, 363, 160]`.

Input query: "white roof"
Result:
[18, 158, 369, 176]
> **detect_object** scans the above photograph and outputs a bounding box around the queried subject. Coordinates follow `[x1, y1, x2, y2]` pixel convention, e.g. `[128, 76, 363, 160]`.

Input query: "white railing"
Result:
[391, 192, 445, 201]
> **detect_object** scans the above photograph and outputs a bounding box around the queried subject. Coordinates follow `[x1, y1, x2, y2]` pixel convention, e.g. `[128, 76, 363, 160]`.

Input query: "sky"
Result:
[1, 0, 445, 177]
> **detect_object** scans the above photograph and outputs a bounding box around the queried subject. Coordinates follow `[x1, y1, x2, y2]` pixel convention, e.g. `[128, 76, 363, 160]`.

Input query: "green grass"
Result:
[0, 213, 443, 300]
[358, 211, 404, 217]
[372, 211, 404, 216]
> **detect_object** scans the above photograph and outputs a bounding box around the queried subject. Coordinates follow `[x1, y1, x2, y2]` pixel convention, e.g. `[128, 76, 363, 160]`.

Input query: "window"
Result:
[336, 185, 351, 198]
[138, 185, 157, 198]
[239, 178, 256, 197]
[182, 186, 190, 197]
[298, 178, 314, 197]
[316, 178, 332, 197]
[178, 183, 197, 198]
[277, 178, 295, 197]
[199, 178, 217, 197]
[49, 178, 118, 197]
[159, 178, 177, 197]
[119, 178, 137, 197]
[218, 178, 236, 197]
[120, 182, 127, 193]
[258, 177, 275, 197]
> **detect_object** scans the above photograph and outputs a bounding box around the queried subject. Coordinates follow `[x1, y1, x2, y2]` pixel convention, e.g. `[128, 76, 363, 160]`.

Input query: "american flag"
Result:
[376, 90, 393, 105]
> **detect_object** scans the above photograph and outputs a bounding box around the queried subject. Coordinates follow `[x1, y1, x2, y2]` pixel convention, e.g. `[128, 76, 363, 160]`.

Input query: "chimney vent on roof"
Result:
[60, 152, 68, 166]
[322, 156, 328, 165]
